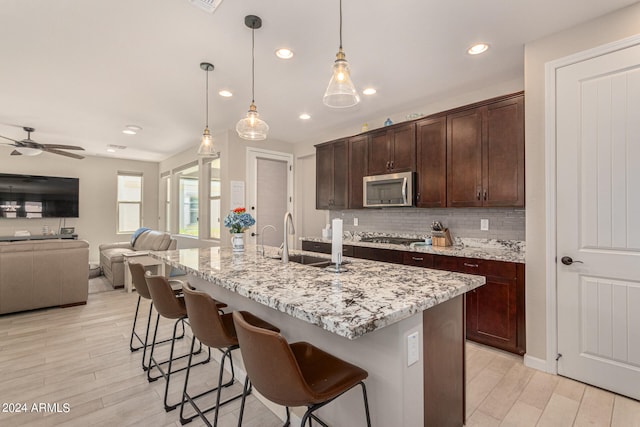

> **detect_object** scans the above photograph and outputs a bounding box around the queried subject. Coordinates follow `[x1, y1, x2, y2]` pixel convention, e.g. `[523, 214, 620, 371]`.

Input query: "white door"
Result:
[246, 148, 293, 248]
[556, 42, 640, 399]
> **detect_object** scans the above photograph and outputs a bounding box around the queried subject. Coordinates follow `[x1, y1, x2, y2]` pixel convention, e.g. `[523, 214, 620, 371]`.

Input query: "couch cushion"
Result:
[100, 247, 132, 265]
[133, 230, 172, 251]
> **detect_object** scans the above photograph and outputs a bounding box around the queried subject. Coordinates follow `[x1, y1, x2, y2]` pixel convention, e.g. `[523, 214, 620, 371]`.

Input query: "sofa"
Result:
[0, 239, 89, 315]
[99, 230, 176, 288]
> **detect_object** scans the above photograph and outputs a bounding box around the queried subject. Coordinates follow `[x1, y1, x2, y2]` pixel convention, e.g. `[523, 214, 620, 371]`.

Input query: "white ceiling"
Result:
[0, 0, 636, 162]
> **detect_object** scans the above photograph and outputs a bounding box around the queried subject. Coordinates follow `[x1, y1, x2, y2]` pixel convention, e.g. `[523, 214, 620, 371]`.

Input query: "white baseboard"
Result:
[524, 353, 551, 373]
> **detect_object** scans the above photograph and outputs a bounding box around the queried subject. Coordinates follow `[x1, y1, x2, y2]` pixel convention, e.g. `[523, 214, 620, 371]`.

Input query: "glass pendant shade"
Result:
[236, 103, 269, 141]
[197, 127, 218, 156]
[323, 49, 360, 108]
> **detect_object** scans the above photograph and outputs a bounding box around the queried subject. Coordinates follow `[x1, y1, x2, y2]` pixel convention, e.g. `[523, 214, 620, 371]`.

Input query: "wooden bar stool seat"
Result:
[233, 311, 372, 427]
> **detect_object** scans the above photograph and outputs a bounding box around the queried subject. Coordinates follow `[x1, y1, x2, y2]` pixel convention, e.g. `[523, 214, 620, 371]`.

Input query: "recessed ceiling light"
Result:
[122, 125, 142, 135]
[275, 48, 294, 59]
[299, 113, 311, 120]
[219, 90, 233, 97]
[362, 88, 377, 95]
[106, 148, 116, 153]
[467, 43, 489, 55]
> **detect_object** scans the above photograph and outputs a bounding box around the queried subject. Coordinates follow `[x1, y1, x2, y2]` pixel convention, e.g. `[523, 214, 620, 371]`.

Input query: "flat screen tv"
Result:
[0, 173, 79, 218]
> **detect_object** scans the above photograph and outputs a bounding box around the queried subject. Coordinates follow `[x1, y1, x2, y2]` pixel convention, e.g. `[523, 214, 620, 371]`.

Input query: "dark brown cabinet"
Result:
[367, 123, 416, 175]
[315, 139, 348, 210]
[353, 246, 404, 264]
[433, 255, 525, 355]
[301, 240, 354, 257]
[447, 94, 524, 207]
[402, 252, 434, 268]
[416, 116, 447, 208]
[348, 135, 368, 209]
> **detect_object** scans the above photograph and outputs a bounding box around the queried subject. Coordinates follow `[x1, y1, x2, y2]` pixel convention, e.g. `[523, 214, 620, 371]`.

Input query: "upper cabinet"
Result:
[348, 135, 368, 209]
[367, 123, 416, 175]
[315, 139, 348, 210]
[314, 92, 524, 211]
[447, 94, 524, 207]
[416, 116, 447, 208]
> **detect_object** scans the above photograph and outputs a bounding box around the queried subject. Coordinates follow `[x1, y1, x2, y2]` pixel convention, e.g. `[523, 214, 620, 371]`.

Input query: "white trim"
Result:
[523, 353, 549, 373]
[544, 34, 640, 376]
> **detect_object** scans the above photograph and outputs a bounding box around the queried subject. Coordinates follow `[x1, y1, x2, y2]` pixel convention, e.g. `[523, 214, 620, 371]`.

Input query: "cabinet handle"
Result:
[386, 161, 390, 169]
[483, 190, 487, 201]
[477, 190, 481, 200]
[463, 262, 479, 268]
[391, 161, 394, 169]
[412, 257, 424, 261]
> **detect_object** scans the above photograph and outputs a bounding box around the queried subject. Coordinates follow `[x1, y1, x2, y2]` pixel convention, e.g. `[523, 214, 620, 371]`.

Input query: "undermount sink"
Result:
[271, 254, 346, 268]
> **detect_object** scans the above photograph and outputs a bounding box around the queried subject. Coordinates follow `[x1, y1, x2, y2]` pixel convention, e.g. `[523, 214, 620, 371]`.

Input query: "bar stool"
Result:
[128, 262, 187, 371]
[233, 311, 372, 427]
[145, 274, 212, 412]
[180, 284, 280, 426]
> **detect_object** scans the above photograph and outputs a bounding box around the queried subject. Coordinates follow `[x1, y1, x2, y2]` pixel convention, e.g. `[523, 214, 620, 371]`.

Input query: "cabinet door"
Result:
[447, 108, 483, 207]
[332, 140, 349, 209]
[315, 143, 334, 209]
[348, 135, 368, 208]
[466, 277, 518, 353]
[368, 130, 391, 175]
[301, 241, 331, 254]
[416, 117, 447, 207]
[483, 96, 524, 207]
[402, 252, 434, 268]
[389, 123, 416, 172]
[353, 246, 403, 264]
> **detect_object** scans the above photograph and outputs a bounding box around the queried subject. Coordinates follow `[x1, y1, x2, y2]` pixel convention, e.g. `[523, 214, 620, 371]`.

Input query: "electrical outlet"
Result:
[407, 332, 419, 366]
[481, 219, 489, 231]
[353, 217, 359, 226]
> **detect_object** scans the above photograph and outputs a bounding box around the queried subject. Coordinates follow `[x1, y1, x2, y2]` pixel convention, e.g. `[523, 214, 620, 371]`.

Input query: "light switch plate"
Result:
[353, 217, 359, 226]
[481, 219, 489, 231]
[407, 332, 419, 366]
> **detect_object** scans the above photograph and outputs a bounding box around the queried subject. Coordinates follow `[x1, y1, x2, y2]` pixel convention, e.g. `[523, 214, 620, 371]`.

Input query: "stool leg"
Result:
[129, 295, 143, 351]
[360, 382, 372, 427]
[237, 377, 250, 427]
[141, 302, 155, 371]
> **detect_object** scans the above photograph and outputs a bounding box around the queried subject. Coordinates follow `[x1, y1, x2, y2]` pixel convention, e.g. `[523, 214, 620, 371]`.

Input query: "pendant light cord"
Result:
[339, 0, 343, 49]
[205, 68, 209, 128]
[251, 26, 255, 104]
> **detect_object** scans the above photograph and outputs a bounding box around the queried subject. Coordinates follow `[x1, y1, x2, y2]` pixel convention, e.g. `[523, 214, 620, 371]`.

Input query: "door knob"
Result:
[561, 256, 583, 265]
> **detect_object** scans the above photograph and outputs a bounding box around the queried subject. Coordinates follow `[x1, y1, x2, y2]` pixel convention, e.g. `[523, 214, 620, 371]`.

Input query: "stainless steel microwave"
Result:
[363, 172, 414, 207]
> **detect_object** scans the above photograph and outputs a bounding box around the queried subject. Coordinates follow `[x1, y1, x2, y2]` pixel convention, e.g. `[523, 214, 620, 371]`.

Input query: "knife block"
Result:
[432, 228, 452, 247]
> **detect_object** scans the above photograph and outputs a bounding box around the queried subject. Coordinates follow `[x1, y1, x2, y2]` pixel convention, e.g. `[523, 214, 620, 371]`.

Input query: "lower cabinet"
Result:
[433, 255, 525, 355]
[302, 240, 525, 355]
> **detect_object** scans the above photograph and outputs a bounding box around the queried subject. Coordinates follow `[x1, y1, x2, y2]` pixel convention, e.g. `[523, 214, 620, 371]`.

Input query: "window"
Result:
[161, 175, 171, 232]
[117, 173, 142, 233]
[177, 165, 199, 237]
[209, 158, 221, 239]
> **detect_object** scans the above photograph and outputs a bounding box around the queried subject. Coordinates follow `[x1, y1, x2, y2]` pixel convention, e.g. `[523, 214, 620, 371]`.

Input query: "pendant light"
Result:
[236, 15, 269, 141]
[197, 62, 219, 156]
[323, 0, 360, 108]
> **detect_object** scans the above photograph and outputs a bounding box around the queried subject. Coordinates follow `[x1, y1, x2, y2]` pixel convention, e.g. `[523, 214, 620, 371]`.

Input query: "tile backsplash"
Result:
[329, 208, 525, 241]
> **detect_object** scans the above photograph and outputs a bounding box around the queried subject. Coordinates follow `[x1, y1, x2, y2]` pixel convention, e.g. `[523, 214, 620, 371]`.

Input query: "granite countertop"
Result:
[301, 235, 525, 264]
[150, 246, 485, 340]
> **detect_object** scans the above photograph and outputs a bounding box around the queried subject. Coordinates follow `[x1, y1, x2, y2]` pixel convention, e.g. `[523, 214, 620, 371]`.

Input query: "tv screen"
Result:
[0, 173, 79, 218]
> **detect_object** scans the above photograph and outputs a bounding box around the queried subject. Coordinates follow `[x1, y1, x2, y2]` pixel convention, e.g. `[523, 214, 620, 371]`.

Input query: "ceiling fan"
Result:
[0, 127, 85, 159]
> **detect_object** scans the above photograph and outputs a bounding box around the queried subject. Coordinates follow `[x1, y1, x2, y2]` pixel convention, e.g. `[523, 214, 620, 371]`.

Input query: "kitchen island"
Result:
[150, 246, 485, 426]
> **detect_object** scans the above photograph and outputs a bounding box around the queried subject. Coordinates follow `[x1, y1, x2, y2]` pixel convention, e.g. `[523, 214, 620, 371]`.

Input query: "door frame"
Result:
[245, 147, 294, 245]
[544, 34, 640, 374]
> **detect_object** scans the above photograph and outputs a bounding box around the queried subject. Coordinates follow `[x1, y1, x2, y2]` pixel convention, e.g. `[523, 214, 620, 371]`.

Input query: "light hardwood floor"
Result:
[0, 288, 639, 426]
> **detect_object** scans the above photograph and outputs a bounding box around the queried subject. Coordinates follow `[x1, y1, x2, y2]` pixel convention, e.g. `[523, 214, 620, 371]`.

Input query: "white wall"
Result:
[524, 2, 640, 361]
[0, 154, 159, 262]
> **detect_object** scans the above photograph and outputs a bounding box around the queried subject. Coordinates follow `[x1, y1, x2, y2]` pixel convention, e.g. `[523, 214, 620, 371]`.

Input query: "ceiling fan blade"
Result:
[40, 144, 85, 151]
[43, 148, 84, 159]
[0, 134, 19, 143]
[10, 150, 22, 156]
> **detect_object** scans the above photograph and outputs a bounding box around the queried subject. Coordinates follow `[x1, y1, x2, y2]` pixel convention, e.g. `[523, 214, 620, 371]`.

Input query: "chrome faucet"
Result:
[282, 211, 295, 263]
[258, 224, 276, 257]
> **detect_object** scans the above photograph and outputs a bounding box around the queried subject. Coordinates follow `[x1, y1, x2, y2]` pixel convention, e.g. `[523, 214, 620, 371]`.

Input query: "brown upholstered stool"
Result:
[145, 274, 212, 412]
[233, 311, 371, 427]
[128, 262, 187, 371]
[180, 284, 280, 426]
